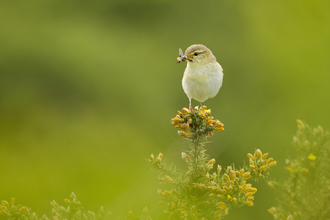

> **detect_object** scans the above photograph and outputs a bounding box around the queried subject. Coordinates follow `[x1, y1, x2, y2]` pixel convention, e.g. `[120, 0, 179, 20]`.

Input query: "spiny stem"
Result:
[190, 136, 206, 180]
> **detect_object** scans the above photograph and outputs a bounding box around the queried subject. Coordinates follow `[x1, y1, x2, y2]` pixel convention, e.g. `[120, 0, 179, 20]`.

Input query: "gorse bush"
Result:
[0, 192, 151, 220]
[148, 106, 276, 219]
[0, 192, 113, 220]
[13, 107, 330, 219]
[268, 120, 330, 220]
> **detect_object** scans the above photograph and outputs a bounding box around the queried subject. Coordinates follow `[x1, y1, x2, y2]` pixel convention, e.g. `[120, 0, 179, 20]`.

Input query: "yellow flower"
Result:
[206, 116, 214, 125]
[243, 184, 252, 192]
[268, 207, 276, 215]
[245, 200, 254, 207]
[157, 153, 163, 159]
[249, 187, 257, 193]
[171, 117, 181, 125]
[262, 153, 269, 159]
[308, 153, 316, 161]
[242, 172, 251, 180]
[247, 153, 254, 159]
[254, 149, 262, 158]
[177, 110, 184, 118]
[296, 119, 304, 127]
[245, 192, 254, 197]
[178, 130, 190, 137]
[259, 165, 269, 172]
[269, 161, 277, 167]
[217, 165, 222, 174]
[182, 107, 189, 115]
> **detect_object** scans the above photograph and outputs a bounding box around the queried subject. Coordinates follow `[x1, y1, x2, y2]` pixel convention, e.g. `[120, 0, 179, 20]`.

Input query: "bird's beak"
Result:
[185, 55, 194, 61]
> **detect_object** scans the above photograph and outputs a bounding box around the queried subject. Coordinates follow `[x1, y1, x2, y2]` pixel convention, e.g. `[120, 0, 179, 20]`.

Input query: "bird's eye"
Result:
[194, 52, 199, 56]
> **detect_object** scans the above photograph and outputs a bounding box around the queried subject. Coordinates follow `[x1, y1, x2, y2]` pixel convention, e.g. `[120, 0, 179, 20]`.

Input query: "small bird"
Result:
[177, 44, 223, 113]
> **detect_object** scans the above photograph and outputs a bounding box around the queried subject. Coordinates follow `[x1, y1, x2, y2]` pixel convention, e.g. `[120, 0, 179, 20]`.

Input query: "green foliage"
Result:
[268, 120, 330, 220]
[0, 193, 151, 220]
[148, 106, 277, 219]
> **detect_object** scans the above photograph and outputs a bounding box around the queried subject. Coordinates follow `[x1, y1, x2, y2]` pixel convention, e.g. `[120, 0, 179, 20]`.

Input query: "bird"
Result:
[177, 44, 223, 113]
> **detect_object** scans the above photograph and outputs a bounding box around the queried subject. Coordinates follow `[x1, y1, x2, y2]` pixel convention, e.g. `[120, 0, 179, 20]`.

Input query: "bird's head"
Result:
[177, 44, 216, 65]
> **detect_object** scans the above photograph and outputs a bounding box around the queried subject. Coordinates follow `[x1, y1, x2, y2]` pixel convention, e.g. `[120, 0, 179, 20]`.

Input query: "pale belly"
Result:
[182, 62, 223, 102]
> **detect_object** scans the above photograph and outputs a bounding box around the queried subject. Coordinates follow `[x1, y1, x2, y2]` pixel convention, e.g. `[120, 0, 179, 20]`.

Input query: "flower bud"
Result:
[243, 172, 251, 180]
[247, 153, 254, 159]
[268, 207, 276, 215]
[245, 200, 254, 207]
[217, 165, 222, 174]
[262, 153, 269, 159]
[177, 110, 184, 117]
[269, 161, 277, 167]
[254, 149, 262, 158]
[182, 107, 189, 115]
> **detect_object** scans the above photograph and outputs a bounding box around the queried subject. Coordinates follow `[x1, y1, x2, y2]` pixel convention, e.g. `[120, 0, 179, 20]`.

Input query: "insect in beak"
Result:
[177, 48, 187, 63]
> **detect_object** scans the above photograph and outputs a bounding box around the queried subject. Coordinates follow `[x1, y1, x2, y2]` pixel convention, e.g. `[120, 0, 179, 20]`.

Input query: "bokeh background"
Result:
[1, 0, 330, 219]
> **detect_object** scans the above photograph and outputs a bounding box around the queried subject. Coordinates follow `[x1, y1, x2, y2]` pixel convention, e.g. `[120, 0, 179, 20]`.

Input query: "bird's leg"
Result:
[189, 100, 196, 116]
[190, 103, 196, 116]
[200, 102, 203, 109]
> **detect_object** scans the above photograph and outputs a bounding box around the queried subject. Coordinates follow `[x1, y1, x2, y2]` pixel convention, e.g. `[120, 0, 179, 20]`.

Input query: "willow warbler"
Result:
[177, 44, 223, 112]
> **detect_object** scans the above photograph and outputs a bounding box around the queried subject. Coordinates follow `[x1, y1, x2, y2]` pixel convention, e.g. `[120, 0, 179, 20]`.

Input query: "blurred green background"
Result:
[1, 0, 330, 219]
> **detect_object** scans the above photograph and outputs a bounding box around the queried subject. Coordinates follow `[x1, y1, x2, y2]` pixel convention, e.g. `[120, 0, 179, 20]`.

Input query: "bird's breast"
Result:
[182, 62, 223, 102]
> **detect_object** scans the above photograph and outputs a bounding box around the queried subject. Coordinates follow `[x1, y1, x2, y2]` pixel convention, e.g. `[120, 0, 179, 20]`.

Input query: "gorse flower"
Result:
[171, 106, 224, 138]
[247, 149, 276, 182]
[149, 106, 277, 219]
